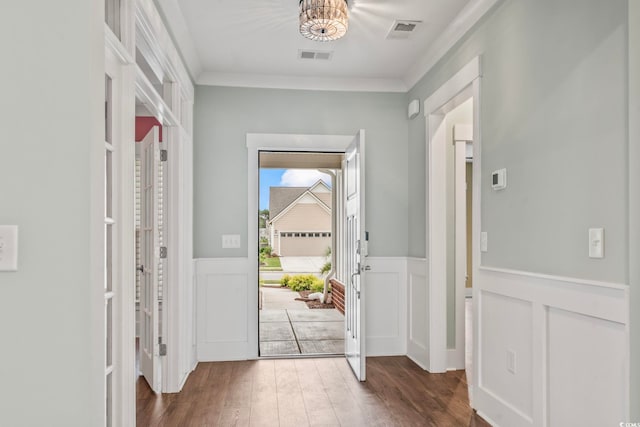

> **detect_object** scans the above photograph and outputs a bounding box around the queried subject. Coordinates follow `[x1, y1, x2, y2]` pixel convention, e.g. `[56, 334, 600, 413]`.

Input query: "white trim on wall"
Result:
[195, 256, 408, 360]
[407, 257, 429, 369]
[404, 0, 499, 88]
[629, 0, 640, 420]
[424, 56, 482, 374]
[195, 258, 251, 361]
[365, 257, 408, 356]
[474, 267, 629, 427]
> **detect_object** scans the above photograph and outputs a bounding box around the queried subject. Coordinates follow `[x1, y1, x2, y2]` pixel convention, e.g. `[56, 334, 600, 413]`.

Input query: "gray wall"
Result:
[0, 2, 103, 426]
[194, 86, 408, 258]
[408, 0, 628, 284]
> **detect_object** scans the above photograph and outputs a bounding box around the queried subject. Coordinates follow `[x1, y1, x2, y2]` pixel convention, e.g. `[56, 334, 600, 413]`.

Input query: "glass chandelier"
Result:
[299, 0, 349, 42]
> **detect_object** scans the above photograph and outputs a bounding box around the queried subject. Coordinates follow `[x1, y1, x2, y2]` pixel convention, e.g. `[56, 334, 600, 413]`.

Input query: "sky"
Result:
[260, 169, 331, 210]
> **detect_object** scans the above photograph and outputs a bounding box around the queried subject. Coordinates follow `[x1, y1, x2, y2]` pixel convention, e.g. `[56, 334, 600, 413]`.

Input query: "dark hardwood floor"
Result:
[137, 356, 490, 426]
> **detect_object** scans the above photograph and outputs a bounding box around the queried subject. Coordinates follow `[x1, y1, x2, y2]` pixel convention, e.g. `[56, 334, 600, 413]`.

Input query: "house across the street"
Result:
[267, 180, 331, 257]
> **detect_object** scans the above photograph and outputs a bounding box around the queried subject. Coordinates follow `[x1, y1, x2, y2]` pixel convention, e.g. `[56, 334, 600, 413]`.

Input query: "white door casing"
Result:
[452, 139, 468, 370]
[140, 127, 162, 393]
[424, 56, 481, 375]
[343, 130, 367, 381]
[246, 133, 355, 359]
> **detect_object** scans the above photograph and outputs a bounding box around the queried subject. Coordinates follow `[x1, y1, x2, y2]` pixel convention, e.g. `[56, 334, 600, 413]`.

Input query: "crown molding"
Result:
[153, 0, 203, 82]
[403, 0, 502, 90]
[197, 71, 408, 93]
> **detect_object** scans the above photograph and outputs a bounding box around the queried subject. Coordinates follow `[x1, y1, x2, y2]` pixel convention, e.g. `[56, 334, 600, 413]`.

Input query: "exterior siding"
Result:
[272, 203, 330, 231]
[271, 203, 331, 256]
[280, 236, 332, 257]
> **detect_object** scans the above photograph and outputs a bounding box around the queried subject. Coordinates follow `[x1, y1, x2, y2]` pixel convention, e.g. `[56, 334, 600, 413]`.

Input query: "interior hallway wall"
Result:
[406, 0, 631, 423]
[0, 2, 104, 426]
[193, 86, 409, 258]
[408, 0, 628, 283]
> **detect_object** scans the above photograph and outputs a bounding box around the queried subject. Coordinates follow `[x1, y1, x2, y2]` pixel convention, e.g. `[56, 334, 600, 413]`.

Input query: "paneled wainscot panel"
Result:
[474, 267, 629, 427]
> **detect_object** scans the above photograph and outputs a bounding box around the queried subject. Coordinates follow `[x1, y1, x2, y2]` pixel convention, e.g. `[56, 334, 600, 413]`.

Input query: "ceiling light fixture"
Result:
[299, 0, 349, 42]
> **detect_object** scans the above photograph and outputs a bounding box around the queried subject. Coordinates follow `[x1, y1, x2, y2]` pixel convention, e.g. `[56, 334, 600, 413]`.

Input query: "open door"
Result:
[343, 130, 367, 381]
[139, 126, 161, 393]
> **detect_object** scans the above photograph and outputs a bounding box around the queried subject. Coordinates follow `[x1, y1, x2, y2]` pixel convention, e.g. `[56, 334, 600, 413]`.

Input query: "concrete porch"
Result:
[259, 287, 344, 356]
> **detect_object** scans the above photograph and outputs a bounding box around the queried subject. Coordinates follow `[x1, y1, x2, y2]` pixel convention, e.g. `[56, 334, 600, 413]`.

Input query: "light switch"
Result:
[589, 228, 604, 258]
[480, 232, 488, 252]
[222, 234, 241, 249]
[0, 225, 18, 271]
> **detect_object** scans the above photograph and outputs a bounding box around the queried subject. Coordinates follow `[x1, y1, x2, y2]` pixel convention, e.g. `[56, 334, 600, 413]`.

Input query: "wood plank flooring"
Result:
[137, 356, 490, 426]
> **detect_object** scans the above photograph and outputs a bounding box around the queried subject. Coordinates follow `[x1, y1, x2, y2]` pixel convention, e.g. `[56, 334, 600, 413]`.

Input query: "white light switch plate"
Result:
[480, 232, 488, 252]
[222, 234, 241, 249]
[0, 225, 18, 271]
[589, 228, 604, 258]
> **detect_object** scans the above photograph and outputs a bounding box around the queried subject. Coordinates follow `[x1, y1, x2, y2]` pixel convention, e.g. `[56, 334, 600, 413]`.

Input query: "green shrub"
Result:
[286, 274, 324, 292]
[309, 280, 325, 293]
[260, 246, 273, 256]
[320, 261, 331, 275]
[280, 274, 291, 288]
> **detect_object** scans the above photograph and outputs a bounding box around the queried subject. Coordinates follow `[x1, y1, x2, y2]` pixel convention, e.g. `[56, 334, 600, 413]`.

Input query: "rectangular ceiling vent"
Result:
[386, 20, 422, 39]
[298, 50, 333, 61]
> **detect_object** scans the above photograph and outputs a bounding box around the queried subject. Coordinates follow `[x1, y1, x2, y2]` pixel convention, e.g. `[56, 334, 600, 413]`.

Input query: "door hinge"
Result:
[159, 246, 168, 259]
[160, 149, 168, 162]
[159, 343, 167, 356]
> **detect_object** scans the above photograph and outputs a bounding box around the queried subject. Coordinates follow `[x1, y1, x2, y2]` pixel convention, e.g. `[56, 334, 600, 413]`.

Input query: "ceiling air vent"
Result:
[298, 50, 333, 61]
[386, 20, 422, 39]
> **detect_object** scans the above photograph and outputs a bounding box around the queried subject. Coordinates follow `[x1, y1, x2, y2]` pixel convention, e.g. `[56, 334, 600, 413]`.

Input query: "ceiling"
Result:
[156, 0, 499, 92]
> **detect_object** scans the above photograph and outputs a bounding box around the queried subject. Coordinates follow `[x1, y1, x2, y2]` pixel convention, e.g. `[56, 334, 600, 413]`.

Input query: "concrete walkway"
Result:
[259, 287, 344, 356]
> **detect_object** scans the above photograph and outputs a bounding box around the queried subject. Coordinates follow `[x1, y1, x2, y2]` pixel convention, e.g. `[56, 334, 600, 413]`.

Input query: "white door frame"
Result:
[104, 34, 137, 427]
[424, 57, 482, 374]
[629, 2, 640, 419]
[247, 133, 353, 359]
[449, 138, 470, 370]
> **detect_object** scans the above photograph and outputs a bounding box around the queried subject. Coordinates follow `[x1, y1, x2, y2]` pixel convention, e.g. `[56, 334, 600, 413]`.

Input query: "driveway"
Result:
[279, 256, 326, 273]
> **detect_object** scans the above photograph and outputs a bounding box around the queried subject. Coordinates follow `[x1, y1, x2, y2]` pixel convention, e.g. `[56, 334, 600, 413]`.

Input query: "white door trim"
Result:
[424, 56, 482, 374]
[105, 38, 137, 427]
[448, 139, 468, 370]
[247, 133, 353, 359]
[629, 1, 640, 420]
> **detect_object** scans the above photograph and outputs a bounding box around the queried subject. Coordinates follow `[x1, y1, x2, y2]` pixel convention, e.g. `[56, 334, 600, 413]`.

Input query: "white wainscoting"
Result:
[364, 257, 407, 356]
[474, 267, 629, 427]
[195, 257, 408, 361]
[406, 258, 429, 369]
[195, 258, 251, 361]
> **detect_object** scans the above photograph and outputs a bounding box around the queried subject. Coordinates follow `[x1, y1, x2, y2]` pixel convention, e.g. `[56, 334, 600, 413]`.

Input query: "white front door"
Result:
[343, 130, 366, 381]
[139, 127, 162, 393]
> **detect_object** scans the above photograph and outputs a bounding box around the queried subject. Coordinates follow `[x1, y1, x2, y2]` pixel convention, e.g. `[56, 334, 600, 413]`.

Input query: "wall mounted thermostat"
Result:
[492, 169, 507, 190]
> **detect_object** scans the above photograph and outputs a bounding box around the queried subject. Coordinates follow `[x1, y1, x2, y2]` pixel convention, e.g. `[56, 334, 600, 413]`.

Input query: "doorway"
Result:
[424, 56, 481, 401]
[258, 152, 344, 357]
[134, 103, 167, 393]
[247, 132, 367, 381]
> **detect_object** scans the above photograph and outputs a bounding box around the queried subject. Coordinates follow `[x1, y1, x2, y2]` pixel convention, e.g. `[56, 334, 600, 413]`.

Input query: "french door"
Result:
[343, 130, 367, 381]
[139, 127, 162, 393]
